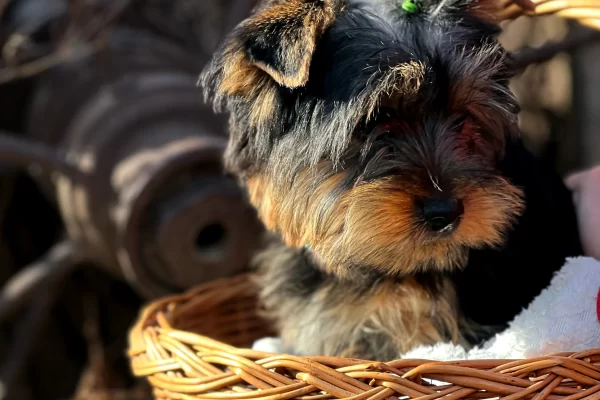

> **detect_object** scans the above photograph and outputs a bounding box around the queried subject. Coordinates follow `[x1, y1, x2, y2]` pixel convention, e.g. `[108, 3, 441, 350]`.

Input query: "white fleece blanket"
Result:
[253, 257, 600, 360]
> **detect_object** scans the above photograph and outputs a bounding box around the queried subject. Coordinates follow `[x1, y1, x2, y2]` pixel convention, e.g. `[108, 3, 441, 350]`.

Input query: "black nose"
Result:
[420, 197, 464, 233]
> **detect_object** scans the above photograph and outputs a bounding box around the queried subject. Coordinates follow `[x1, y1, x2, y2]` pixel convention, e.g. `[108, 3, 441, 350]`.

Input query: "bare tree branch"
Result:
[511, 28, 600, 71]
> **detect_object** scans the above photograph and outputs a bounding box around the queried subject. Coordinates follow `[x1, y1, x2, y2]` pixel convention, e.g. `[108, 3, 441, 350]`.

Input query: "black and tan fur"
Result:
[201, 0, 582, 360]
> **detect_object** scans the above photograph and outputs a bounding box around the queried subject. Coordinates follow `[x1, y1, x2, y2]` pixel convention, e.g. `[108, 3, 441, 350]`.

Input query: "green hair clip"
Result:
[401, 0, 421, 14]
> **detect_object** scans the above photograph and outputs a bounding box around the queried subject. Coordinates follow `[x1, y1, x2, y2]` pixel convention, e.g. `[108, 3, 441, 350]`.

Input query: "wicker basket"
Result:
[499, 0, 600, 29]
[128, 273, 600, 400]
[127, 2, 600, 399]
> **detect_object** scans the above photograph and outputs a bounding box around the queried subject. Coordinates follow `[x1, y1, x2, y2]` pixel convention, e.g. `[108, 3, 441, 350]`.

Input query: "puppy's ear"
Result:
[235, 0, 342, 89]
[239, 0, 342, 88]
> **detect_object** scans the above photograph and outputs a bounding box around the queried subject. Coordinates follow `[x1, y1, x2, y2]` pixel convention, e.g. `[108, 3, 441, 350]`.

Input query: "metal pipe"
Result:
[0, 131, 86, 183]
[0, 240, 84, 324]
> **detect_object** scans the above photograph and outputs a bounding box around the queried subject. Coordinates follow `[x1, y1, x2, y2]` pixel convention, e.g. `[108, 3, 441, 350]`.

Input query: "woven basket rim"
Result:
[499, 0, 600, 29]
[128, 273, 600, 400]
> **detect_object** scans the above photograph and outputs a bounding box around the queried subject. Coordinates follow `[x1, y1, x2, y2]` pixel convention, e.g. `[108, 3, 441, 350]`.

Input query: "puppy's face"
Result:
[202, 0, 525, 278]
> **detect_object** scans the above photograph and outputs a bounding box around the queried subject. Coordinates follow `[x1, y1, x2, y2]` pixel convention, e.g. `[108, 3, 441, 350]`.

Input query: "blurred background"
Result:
[0, 0, 596, 399]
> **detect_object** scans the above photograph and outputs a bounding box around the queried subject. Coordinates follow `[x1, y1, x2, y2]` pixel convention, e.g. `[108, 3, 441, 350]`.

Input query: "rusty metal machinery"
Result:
[0, 1, 263, 397]
[24, 27, 263, 299]
[0, 0, 267, 325]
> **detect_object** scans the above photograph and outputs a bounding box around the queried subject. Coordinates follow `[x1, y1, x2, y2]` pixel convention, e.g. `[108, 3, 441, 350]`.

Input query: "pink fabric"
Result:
[596, 287, 600, 322]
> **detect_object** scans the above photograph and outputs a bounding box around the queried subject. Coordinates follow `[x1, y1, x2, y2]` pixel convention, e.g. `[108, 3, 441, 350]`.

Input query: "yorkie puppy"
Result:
[201, 0, 583, 360]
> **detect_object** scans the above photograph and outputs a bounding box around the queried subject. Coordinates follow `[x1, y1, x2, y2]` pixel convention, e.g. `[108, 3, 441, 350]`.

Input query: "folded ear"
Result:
[237, 0, 343, 88]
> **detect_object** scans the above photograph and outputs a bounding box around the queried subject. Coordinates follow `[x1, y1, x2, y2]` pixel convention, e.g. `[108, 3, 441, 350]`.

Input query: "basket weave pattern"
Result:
[128, 274, 600, 400]
[500, 0, 600, 29]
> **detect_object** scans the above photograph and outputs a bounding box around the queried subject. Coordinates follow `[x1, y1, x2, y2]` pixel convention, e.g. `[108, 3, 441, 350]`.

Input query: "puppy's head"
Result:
[201, 0, 525, 279]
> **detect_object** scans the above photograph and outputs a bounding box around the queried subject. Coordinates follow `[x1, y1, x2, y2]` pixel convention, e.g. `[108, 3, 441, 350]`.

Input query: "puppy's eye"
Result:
[455, 115, 479, 138]
[455, 115, 470, 131]
[456, 115, 485, 154]
[375, 109, 401, 134]
[375, 122, 396, 137]
[360, 108, 396, 139]
[379, 108, 395, 121]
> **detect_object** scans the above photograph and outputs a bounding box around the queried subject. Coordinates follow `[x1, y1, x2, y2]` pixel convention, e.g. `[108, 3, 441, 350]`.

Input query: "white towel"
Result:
[252, 257, 600, 359]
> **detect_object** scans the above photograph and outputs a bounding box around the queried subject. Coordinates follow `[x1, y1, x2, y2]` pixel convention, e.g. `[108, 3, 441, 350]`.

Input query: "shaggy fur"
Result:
[201, 0, 582, 360]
